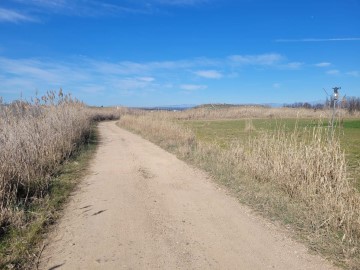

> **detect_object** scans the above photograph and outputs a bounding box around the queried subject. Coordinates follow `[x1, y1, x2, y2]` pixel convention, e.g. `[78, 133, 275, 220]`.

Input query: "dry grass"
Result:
[244, 118, 256, 132]
[233, 126, 360, 267]
[120, 114, 196, 155]
[0, 91, 120, 233]
[168, 106, 360, 120]
[0, 91, 122, 269]
[118, 110, 360, 269]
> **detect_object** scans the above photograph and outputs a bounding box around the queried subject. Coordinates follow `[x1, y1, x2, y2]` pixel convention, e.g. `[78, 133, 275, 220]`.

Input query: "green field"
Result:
[182, 118, 360, 190]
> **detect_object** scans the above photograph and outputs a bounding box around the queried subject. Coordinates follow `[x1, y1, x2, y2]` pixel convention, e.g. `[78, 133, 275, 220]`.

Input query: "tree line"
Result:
[284, 96, 360, 114]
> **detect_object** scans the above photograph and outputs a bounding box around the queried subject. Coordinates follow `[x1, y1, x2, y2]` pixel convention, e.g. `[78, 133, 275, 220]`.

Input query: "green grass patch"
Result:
[343, 120, 360, 129]
[182, 118, 319, 141]
[0, 126, 99, 270]
[182, 118, 360, 190]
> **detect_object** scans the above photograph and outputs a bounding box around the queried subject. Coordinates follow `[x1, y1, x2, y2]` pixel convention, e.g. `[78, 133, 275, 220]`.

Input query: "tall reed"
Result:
[118, 113, 360, 268]
[232, 125, 359, 265]
[0, 91, 120, 231]
[170, 106, 359, 120]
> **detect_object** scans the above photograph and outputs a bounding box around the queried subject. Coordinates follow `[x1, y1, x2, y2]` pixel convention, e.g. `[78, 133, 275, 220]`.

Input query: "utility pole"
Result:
[330, 87, 341, 136]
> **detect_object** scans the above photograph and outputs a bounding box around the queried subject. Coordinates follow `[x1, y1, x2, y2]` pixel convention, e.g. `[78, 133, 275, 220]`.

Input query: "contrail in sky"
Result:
[275, 37, 360, 42]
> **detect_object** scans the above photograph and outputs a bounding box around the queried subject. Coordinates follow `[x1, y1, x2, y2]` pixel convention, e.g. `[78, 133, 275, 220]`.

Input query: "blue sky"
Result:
[0, 0, 359, 106]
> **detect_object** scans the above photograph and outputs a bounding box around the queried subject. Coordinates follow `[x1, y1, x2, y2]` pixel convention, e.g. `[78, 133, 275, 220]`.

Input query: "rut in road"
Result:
[39, 121, 337, 270]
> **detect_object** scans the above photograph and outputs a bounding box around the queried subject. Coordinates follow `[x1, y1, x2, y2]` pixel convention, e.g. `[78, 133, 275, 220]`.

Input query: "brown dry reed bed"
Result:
[0, 91, 120, 234]
[171, 105, 360, 120]
[118, 109, 360, 269]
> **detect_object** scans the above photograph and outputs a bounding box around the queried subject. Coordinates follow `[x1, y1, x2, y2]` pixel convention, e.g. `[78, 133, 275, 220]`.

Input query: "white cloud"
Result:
[229, 53, 283, 66]
[326, 69, 340, 75]
[0, 8, 36, 23]
[1, 59, 59, 81]
[10, 0, 154, 18]
[163, 83, 174, 89]
[0, 57, 90, 83]
[194, 70, 223, 79]
[8, 0, 210, 19]
[87, 58, 220, 76]
[0, 53, 305, 101]
[273, 83, 281, 89]
[88, 59, 201, 75]
[315, 62, 331, 67]
[0, 76, 40, 94]
[347, 71, 360, 77]
[138, 77, 155, 82]
[284, 62, 303, 69]
[180, 84, 207, 91]
[89, 60, 149, 75]
[0, 57, 94, 99]
[228, 53, 303, 70]
[156, 0, 209, 5]
[17, 0, 68, 8]
[148, 60, 194, 69]
[114, 78, 153, 90]
[78, 84, 106, 94]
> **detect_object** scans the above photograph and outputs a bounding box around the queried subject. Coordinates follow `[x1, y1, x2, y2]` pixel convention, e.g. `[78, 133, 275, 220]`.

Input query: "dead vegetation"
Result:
[169, 106, 360, 120]
[0, 91, 120, 240]
[118, 108, 360, 269]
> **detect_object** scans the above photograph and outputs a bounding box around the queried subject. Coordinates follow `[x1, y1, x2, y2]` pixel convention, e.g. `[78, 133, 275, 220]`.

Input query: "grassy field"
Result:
[182, 118, 360, 190]
[341, 120, 360, 189]
[118, 108, 360, 269]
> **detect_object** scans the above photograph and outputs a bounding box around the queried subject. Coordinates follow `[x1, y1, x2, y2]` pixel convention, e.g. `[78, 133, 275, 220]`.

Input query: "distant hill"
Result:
[194, 103, 269, 109]
[134, 104, 195, 111]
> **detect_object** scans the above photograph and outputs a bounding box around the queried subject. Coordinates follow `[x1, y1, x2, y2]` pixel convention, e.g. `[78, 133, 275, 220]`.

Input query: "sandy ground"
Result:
[39, 121, 338, 270]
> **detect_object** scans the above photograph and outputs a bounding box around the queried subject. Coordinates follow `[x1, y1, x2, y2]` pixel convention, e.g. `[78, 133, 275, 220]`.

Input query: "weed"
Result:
[118, 109, 360, 269]
[0, 91, 121, 269]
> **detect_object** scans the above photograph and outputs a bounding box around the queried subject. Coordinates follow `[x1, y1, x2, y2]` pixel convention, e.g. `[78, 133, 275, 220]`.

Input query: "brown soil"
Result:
[39, 121, 338, 270]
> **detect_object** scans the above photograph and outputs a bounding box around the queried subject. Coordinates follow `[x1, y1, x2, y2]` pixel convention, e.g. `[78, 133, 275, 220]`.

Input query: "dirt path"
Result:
[39, 121, 337, 270]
